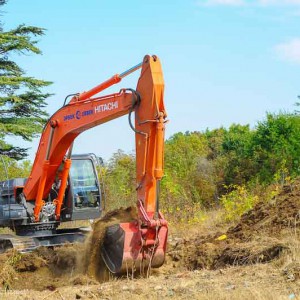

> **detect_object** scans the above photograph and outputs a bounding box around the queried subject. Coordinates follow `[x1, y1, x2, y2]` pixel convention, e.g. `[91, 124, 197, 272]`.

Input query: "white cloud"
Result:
[275, 38, 300, 64]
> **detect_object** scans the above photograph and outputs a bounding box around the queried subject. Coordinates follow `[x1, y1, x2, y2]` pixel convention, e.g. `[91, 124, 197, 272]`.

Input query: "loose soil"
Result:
[1, 182, 300, 299]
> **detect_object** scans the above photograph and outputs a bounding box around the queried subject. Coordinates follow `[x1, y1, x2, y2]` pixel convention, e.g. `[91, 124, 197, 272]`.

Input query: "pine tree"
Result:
[0, 0, 52, 160]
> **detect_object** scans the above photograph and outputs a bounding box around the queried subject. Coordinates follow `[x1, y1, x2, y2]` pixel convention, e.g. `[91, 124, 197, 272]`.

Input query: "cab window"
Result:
[69, 159, 100, 208]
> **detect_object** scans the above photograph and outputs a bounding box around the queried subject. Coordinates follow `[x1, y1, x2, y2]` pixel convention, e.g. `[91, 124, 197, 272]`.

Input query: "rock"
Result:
[225, 284, 236, 290]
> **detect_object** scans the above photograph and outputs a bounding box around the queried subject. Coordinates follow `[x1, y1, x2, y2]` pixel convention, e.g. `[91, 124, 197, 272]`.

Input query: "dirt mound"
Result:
[168, 182, 300, 271]
[228, 185, 300, 240]
[14, 252, 46, 272]
[0, 244, 88, 291]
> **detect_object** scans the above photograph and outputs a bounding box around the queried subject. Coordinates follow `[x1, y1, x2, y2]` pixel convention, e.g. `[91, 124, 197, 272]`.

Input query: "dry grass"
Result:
[0, 227, 14, 234]
[0, 263, 297, 300]
[0, 250, 21, 291]
[169, 208, 232, 238]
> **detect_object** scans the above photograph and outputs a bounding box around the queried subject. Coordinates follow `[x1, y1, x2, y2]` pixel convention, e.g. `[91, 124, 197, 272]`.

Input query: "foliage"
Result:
[0, 0, 52, 160]
[220, 124, 254, 185]
[251, 112, 300, 183]
[220, 185, 259, 221]
[161, 132, 216, 210]
[0, 156, 31, 181]
[161, 202, 208, 224]
[99, 150, 136, 211]
[205, 112, 300, 187]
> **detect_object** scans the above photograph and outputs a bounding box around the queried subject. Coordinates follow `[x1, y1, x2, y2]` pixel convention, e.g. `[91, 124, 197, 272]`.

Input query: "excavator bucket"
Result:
[101, 220, 168, 274]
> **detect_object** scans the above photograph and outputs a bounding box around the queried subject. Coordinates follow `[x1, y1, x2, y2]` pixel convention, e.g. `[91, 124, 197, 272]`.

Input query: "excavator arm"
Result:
[24, 55, 165, 218]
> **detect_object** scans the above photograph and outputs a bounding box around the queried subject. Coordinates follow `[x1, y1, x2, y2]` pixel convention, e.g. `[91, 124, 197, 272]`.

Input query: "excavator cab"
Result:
[0, 153, 102, 253]
[0, 153, 101, 229]
[61, 153, 102, 222]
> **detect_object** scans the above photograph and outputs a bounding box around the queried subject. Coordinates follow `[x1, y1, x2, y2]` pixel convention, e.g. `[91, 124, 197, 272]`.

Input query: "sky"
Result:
[2, 0, 300, 162]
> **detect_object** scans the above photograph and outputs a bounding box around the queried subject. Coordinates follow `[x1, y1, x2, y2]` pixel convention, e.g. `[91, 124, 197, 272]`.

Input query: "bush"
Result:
[220, 185, 259, 222]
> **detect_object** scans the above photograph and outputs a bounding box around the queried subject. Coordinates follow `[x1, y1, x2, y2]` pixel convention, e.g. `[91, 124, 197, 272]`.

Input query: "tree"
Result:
[0, 155, 32, 181]
[162, 132, 216, 209]
[251, 112, 300, 183]
[0, 0, 51, 160]
[221, 124, 254, 186]
[102, 150, 136, 210]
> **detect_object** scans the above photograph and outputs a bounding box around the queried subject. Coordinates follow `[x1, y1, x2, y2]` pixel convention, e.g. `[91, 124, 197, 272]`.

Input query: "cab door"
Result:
[61, 154, 102, 221]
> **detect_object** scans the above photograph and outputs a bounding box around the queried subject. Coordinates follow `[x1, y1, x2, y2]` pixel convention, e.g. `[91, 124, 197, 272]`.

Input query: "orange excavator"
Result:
[0, 55, 168, 274]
